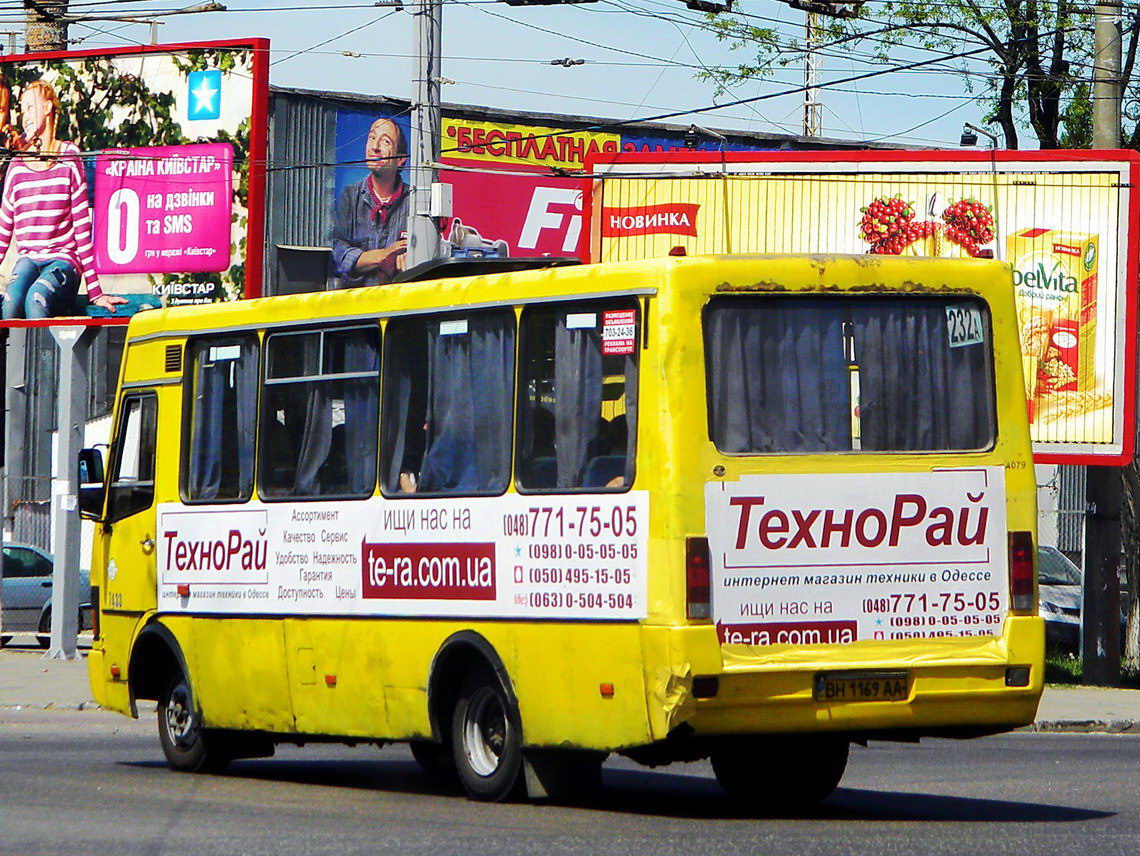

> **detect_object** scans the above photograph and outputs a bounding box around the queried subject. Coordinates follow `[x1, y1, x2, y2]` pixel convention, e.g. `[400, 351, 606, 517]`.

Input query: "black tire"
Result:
[410, 739, 458, 785]
[36, 610, 51, 649]
[35, 608, 85, 648]
[451, 670, 525, 802]
[157, 674, 232, 774]
[711, 736, 848, 809]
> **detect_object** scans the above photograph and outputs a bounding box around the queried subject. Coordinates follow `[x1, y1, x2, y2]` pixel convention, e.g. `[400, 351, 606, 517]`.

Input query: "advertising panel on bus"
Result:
[154, 494, 649, 620]
[706, 468, 1008, 647]
[584, 151, 1140, 464]
[0, 39, 268, 318]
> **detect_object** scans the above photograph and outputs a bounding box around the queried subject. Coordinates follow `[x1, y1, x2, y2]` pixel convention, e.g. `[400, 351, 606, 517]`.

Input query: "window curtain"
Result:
[384, 333, 417, 493]
[188, 355, 224, 499]
[342, 333, 380, 495]
[188, 338, 257, 500]
[851, 300, 991, 451]
[417, 315, 514, 493]
[233, 341, 257, 496]
[705, 301, 850, 453]
[292, 336, 332, 496]
[553, 322, 603, 488]
[620, 346, 639, 485]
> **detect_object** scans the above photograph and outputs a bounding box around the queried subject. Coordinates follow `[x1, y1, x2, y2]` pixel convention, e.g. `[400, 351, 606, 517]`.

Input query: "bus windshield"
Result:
[703, 295, 996, 455]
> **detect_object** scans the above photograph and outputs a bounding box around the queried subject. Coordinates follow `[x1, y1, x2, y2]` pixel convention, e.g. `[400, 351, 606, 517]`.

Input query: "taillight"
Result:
[1008, 531, 1034, 612]
[686, 536, 711, 620]
[90, 585, 100, 640]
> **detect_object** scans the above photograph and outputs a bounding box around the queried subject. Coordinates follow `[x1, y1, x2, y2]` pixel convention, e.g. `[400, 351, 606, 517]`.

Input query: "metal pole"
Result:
[803, 11, 821, 138]
[45, 325, 93, 660]
[25, 0, 69, 52]
[1083, 0, 1123, 686]
[405, 0, 442, 268]
[1092, 0, 1122, 149]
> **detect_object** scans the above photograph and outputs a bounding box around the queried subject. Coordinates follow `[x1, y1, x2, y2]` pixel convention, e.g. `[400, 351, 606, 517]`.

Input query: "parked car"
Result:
[1038, 545, 1082, 654]
[0, 543, 90, 648]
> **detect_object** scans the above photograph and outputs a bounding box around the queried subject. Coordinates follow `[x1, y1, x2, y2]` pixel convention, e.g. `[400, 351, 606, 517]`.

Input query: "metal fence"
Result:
[11, 498, 50, 552]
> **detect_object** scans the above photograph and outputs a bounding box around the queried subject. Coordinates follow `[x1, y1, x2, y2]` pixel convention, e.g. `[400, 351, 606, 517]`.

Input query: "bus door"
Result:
[100, 391, 160, 615]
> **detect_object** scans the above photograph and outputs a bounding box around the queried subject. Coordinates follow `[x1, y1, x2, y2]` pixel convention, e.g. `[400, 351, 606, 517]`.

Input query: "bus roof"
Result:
[124, 254, 1013, 340]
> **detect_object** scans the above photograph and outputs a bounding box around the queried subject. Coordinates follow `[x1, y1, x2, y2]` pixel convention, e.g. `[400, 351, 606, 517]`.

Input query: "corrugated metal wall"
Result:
[264, 92, 337, 296]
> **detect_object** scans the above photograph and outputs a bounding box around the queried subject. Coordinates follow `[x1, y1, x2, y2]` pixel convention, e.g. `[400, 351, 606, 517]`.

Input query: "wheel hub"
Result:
[463, 687, 507, 777]
[165, 684, 196, 750]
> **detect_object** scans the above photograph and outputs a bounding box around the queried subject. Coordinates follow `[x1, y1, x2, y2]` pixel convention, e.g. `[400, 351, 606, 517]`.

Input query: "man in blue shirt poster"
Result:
[332, 117, 410, 287]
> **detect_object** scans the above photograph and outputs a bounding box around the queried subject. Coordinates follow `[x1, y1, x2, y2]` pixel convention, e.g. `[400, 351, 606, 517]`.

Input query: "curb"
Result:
[1026, 719, 1139, 734]
[1, 701, 156, 713]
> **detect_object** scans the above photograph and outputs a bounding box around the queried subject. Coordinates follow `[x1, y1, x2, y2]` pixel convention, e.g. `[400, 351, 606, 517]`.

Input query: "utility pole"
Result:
[803, 10, 821, 137]
[25, 0, 68, 52]
[405, 0, 443, 268]
[1085, 0, 1123, 685]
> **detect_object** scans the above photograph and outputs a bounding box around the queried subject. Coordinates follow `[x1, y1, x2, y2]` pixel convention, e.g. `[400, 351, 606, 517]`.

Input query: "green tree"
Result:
[702, 1, 1140, 149]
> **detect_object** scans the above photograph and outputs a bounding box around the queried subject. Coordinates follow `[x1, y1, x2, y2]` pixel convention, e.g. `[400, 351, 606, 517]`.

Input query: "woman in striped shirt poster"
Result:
[0, 79, 126, 318]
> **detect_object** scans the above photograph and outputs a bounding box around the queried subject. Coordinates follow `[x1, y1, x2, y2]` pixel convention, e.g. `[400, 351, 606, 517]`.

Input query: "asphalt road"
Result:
[2, 708, 1137, 856]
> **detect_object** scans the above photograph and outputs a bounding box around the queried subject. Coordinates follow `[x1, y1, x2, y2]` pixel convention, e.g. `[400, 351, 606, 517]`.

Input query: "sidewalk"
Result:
[1, 647, 1137, 732]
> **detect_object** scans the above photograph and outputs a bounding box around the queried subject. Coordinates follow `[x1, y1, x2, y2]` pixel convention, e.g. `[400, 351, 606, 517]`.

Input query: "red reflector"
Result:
[325, 674, 337, 687]
[90, 585, 100, 641]
[669, 245, 687, 256]
[176, 584, 190, 597]
[1008, 531, 1034, 612]
[599, 683, 615, 698]
[686, 536, 711, 620]
[109, 665, 121, 679]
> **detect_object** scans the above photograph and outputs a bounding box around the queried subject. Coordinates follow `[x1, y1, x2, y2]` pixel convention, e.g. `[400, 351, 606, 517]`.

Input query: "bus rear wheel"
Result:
[157, 674, 232, 774]
[710, 736, 848, 809]
[451, 670, 524, 801]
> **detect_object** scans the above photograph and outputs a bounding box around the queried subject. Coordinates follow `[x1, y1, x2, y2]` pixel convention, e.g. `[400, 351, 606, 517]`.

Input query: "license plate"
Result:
[814, 671, 909, 703]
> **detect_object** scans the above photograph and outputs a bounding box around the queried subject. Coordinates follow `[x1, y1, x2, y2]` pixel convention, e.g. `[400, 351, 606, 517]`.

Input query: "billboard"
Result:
[586, 152, 1140, 464]
[329, 108, 755, 283]
[0, 39, 268, 318]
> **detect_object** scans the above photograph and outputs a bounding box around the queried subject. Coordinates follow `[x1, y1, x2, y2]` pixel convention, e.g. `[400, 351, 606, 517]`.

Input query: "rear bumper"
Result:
[649, 616, 1044, 739]
[86, 646, 133, 716]
[688, 664, 1040, 737]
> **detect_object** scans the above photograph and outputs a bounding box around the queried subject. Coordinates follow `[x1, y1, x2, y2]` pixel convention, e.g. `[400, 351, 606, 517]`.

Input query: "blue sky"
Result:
[50, 0, 1002, 149]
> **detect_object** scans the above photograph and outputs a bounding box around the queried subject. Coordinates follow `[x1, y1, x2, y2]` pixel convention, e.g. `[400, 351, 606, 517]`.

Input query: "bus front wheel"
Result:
[157, 674, 232, 774]
[710, 736, 848, 809]
[451, 670, 524, 801]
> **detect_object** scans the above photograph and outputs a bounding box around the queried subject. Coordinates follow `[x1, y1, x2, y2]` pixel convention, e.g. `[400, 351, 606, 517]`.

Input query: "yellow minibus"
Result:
[83, 254, 1043, 806]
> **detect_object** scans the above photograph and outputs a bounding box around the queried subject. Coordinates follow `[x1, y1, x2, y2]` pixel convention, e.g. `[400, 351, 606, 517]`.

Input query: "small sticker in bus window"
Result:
[566, 313, 596, 330]
[602, 309, 637, 355]
[439, 319, 469, 336]
[208, 344, 241, 362]
[945, 304, 984, 348]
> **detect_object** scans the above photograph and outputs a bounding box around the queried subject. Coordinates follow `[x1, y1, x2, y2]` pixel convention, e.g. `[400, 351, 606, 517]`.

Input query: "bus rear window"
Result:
[703, 295, 996, 454]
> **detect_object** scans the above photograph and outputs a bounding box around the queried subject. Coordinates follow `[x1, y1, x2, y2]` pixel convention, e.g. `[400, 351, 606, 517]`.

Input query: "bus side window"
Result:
[258, 326, 380, 500]
[108, 394, 157, 522]
[182, 335, 259, 502]
[381, 311, 514, 497]
[516, 302, 638, 492]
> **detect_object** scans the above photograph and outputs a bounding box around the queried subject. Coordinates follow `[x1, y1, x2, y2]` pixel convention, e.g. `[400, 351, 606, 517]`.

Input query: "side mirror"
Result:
[78, 447, 105, 520]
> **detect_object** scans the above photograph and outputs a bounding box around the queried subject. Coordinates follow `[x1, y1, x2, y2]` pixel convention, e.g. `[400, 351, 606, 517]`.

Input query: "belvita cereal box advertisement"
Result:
[589, 154, 1135, 462]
